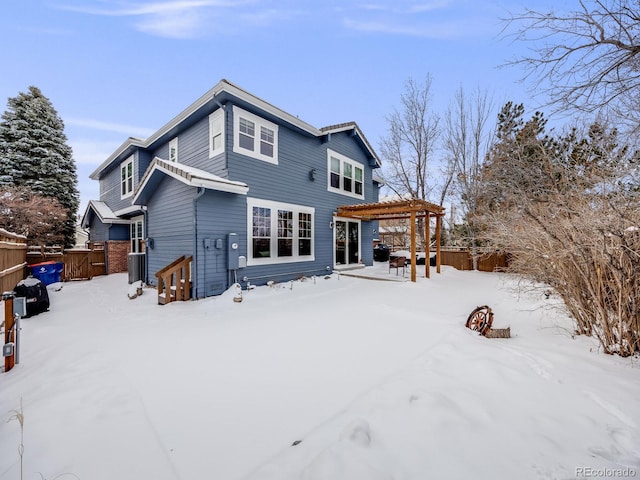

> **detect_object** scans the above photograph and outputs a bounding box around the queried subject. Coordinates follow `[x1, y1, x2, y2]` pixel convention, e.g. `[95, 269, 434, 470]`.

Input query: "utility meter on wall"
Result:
[228, 233, 240, 270]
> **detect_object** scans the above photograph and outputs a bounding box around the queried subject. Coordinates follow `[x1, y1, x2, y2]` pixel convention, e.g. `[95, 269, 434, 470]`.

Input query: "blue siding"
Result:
[150, 109, 228, 178]
[225, 109, 379, 277]
[98, 151, 144, 212]
[88, 218, 128, 242]
[145, 176, 195, 285]
[91, 91, 381, 296]
[138, 151, 153, 180]
[88, 216, 109, 242]
[109, 224, 130, 241]
[194, 190, 247, 297]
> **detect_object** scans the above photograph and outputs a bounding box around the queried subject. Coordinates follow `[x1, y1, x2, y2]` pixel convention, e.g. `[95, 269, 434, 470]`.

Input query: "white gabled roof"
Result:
[133, 157, 249, 204]
[81, 200, 132, 228]
[321, 122, 381, 168]
[146, 79, 322, 145]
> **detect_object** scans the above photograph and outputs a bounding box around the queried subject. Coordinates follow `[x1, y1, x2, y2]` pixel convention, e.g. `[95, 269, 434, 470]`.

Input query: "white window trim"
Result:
[326, 149, 364, 199]
[169, 137, 178, 163]
[130, 215, 145, 253]
[209, 109, 225, 158]
[120, 155, 134, 199]
[233, 106, 278, 165]
[247, 198, 314, 266]
[332, 217, 361, 267]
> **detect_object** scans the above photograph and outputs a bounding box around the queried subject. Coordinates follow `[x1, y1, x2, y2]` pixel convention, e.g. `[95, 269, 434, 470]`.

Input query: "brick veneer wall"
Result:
[106, 240, 130, 274]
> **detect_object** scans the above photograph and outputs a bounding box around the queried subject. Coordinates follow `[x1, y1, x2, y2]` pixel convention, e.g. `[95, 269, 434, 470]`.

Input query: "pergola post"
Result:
[436, 214, 442, 274]
[425, 214, 431, 279]
[410, 210, 416, 282]
[335, 199, 445, 282]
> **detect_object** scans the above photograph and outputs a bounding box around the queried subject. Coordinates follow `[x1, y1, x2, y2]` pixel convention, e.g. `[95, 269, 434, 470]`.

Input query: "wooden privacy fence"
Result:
[440, 249, 510, 272]
[0, 229, 27, 293]
[27, 242, 106, 281]
[440, 249, 473, 271]
[478, 252, 510, 272]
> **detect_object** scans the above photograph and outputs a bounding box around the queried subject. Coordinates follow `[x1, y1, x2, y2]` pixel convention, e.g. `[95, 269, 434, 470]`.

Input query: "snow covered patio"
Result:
[1, 268, 639, 479]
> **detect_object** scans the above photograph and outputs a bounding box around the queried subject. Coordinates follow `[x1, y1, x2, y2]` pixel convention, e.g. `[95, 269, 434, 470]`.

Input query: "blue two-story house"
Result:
[82, 79, 381, 299]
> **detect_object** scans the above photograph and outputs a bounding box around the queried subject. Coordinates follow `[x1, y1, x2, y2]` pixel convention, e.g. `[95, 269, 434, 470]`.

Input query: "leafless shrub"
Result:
[486, 195, 639, 356]
[479, 107, 639, 355]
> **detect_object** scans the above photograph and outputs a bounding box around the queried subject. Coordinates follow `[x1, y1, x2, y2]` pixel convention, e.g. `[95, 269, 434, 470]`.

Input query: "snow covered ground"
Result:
[0, 265, 638, 480]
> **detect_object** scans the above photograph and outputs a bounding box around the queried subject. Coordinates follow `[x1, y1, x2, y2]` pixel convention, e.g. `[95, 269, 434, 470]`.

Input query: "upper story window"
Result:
[169, 137, 178, 163]
[120, 155, 134, 199]
[327, 149, 364, 199]
[209, 109, 225, 157]
[233, 106, 278, 164]
[247, 198, 314, 265]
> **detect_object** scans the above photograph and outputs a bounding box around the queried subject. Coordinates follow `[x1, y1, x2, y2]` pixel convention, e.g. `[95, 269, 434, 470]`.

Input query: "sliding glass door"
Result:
[334, 219, 360, 266]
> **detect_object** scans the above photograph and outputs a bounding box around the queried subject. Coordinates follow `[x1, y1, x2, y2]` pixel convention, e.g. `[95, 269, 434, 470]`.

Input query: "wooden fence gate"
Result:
[26, 242, 106, 281]
[0, 229, 27, 293]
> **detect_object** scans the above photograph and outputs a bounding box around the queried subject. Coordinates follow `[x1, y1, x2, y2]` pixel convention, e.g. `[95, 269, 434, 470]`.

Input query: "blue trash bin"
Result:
[30, 262, 58, 286]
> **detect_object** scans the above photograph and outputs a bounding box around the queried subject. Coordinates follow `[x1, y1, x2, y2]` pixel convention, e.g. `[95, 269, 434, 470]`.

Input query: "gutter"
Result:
[192, 187, 206, 299]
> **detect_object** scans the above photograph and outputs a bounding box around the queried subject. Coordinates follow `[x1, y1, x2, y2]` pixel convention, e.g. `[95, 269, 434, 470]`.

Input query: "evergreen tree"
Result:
[0, 86, 79, 247]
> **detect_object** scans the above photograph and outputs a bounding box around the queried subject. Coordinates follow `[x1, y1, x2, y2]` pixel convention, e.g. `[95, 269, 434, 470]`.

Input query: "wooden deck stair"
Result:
[155, 255, 192, 305]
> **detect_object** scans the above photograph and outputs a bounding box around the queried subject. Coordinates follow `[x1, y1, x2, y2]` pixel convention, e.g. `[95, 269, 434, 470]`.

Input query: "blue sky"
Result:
[0, 0, 561, 213]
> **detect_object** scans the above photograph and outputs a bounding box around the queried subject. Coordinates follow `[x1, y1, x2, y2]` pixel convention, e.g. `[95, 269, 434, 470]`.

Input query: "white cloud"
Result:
[343, 17, 479, 39]
[58, 0, 244, 17]
[356, 0, 453, 14]
[65, 117, 155, 138]
[135, 8, 205, 38]
[59, 0, 293, 38]
[69, 139, 122, 165]
[342, 1, 497, 39]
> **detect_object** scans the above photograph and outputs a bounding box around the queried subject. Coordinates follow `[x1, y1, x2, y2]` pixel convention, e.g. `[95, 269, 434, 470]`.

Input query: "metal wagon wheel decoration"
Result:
[466, 305, 494, 335]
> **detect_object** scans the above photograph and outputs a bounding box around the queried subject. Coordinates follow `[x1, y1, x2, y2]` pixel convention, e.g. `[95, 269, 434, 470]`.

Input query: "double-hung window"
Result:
[239, 117, 255, 150]
[209, 109, 225, 157]
[260, 125, 275, 157]
[298, 212, 312, 256]
[248, 198, 314, 265]
[252, 206, 271, 259]
[327, 149, 364, 199]
[277, 209, 293, 257]
[121, 155, 134, 198]
[233, 106, 278, 164]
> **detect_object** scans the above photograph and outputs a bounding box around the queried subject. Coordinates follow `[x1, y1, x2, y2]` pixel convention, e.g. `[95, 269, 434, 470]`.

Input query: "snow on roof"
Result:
[133, 157, 249, 204]
[80, 200, 133, 228]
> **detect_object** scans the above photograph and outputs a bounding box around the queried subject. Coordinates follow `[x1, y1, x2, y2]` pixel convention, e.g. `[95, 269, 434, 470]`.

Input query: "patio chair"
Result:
[389, 256, 406, 276]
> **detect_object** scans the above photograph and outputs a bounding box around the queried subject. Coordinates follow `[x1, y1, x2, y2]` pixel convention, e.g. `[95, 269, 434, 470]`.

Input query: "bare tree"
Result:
[379, 75, 441, 202]
[442, 86, 493, 261]
[0, 186, 68, 246]
[504, 0, 640, 129]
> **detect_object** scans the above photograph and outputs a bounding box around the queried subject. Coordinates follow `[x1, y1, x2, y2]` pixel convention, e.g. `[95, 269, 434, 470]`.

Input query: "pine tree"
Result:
[0, 86, 79, 247]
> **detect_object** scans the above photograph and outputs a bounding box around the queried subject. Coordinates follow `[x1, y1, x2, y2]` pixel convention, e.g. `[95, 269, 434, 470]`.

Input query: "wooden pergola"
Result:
[336, 199, 445, 282]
